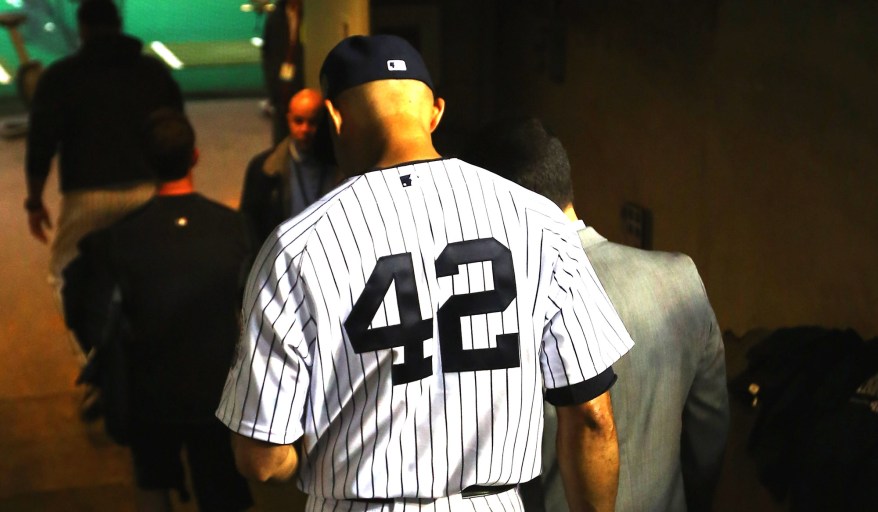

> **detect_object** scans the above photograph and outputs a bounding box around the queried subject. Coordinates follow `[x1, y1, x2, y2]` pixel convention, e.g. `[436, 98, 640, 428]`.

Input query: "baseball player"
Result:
[217, 35, 634, 511]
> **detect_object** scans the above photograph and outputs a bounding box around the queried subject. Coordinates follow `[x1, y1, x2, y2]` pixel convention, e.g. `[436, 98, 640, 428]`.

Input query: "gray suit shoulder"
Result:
[586, 242, 710, 315]
[590, 241, 697, 276]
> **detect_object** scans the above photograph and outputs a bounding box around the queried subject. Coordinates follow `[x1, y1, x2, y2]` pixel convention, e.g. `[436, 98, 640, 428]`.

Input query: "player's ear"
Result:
[324, 99, 343, 135]
[429, 97, 445, 133]
[191, 147, 200, 168]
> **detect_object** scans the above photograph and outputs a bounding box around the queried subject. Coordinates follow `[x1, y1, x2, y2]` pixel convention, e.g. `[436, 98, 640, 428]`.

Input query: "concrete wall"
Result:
[490, 0, 878, 338]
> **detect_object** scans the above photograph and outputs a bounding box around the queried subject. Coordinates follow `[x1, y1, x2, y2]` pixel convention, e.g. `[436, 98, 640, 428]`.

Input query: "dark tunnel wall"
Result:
[480, 0, 878, 337]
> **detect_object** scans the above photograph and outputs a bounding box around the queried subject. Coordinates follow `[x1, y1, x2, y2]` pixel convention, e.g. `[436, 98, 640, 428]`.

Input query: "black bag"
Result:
[76, 286, 133, 445]
[730, 327, 878, 509]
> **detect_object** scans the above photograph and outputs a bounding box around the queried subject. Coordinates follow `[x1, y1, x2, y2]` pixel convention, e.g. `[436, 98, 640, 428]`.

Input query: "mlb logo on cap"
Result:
[387, 59, 407, 71]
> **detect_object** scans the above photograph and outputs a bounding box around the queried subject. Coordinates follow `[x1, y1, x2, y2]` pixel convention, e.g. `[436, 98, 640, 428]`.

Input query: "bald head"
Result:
[324, 79, 445, 175]
[287, 88, 324, 153]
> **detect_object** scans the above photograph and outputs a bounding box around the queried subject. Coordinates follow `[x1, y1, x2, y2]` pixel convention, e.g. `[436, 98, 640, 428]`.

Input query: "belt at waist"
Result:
[354, 484, 518, 504]
[461, 484, 518, 498]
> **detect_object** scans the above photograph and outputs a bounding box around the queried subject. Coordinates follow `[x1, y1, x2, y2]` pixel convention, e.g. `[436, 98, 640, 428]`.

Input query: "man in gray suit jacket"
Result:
[463, 118, 730, 512]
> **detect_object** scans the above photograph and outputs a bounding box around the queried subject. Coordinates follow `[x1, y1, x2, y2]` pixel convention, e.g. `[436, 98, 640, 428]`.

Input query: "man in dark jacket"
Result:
[63, 109, 253, 512]
[240, 87, 337, 242]
[24, 0, 183, 291]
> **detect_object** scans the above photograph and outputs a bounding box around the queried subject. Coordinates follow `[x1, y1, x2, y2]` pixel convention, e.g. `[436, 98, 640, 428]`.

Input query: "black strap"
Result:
[461, 484, 518, 498]
[351, 484, 518, 504]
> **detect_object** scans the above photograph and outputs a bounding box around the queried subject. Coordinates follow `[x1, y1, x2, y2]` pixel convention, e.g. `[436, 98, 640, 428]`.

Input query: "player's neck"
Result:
[156, 174, 195, 196]
[373, 137, 441, 171]
[342, 135, 440, 176]
[563, 203, 579, 222]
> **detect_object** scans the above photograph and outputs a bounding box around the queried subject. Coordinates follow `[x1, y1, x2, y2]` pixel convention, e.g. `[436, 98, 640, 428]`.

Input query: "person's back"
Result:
[93, 194, 252, 421]
[545, 233, 728, 512]
[221, 157, 629, 499]
[25, 0, 184, 287]
[219, 36, 633, 511]
[27, 16, 182, 192]
[64, 109, 253, 511]
[40, 41, 178, 188]
[463, 118, 729, 512]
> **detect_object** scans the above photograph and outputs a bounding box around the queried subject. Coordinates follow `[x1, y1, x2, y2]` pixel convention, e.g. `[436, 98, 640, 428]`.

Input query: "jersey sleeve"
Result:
[540, 226, 634, 406]
[216, 236, 315, 444]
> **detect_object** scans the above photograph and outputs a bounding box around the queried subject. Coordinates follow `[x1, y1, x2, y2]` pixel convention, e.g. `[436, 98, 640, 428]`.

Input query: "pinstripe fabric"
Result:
[217, 158, 633, 506]
[49, 183, 156, 282]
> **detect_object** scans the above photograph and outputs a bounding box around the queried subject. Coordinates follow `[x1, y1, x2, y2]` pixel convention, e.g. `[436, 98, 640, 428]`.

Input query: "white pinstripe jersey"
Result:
[217, 158, 633, 503]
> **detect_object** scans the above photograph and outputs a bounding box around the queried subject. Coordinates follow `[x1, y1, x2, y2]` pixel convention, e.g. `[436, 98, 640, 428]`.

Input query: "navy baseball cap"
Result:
[320, 34, 434, 101]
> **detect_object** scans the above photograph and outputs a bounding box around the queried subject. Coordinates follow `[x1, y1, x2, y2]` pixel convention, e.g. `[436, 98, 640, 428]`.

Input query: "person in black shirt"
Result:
[64, 109, 254, 512]
[25, 0, 183, 291]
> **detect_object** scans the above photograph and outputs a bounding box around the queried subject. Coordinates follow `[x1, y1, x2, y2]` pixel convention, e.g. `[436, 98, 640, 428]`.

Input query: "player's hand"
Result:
[28, 206, 53, 244]
[231, 433, 299, 483]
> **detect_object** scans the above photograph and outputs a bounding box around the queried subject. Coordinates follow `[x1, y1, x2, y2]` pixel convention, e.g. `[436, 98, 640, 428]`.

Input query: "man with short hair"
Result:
[63, 109, 254, 512]
[25, 0, 183, 289]
[218, 35, 633, 511]
[463, 118, 730, 512]
[240, 87, 337, 242]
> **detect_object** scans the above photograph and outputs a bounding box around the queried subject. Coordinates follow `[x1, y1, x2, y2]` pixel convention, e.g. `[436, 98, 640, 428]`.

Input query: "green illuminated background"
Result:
[0, 0, 266, 108]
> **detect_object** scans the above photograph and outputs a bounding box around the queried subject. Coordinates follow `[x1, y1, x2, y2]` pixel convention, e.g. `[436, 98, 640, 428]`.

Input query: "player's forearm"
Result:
[231, 432, 299, 483]
[556, 393, 619, 512]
